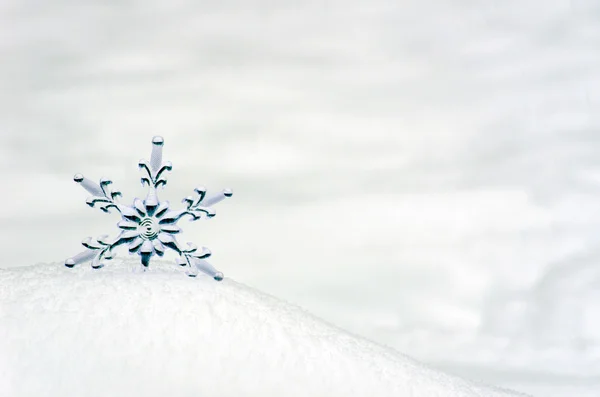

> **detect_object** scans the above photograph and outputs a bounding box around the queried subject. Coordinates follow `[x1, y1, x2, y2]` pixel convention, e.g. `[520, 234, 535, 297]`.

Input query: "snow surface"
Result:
[0, 261, 524, 397]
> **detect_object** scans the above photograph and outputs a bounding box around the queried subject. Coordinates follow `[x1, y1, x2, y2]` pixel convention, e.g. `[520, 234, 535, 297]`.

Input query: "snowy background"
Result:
[1, 1, 600, 395]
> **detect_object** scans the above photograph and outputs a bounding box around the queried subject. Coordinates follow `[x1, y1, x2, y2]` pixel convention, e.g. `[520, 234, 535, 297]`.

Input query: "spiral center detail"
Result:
[139, 217, 159, 240]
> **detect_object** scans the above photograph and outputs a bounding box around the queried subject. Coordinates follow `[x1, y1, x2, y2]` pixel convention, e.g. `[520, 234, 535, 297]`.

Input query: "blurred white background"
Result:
[1, 0, 600, 395]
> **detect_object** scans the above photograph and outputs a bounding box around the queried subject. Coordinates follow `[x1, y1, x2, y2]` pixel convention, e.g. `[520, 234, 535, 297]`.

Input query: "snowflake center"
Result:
[138, 217, 159, 240]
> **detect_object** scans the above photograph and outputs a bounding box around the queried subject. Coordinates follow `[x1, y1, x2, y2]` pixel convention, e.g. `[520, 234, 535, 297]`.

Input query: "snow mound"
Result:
[0, 262, 524, 397]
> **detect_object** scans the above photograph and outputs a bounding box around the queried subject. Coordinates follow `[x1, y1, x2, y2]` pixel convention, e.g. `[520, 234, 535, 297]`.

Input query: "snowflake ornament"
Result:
[65, 136, 232, 280]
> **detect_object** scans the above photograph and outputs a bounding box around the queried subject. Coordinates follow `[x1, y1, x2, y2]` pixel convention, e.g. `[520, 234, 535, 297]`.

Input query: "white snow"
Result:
[0, 261, 523, 397]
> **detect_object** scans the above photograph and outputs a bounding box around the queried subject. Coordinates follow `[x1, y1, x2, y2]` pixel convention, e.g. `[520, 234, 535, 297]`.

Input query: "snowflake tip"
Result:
[176, 257, 187, 266]
[152, 136, 164, 145]
[224, 188, 233, 197]
[73, 173, 84, 182]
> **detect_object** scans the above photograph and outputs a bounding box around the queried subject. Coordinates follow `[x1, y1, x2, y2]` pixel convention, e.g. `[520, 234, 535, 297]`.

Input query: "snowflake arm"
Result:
[74, 174, 123, 214]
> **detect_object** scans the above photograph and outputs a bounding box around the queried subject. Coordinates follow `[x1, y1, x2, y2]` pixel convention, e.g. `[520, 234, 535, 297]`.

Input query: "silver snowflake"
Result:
[65, 136, 232, 280]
